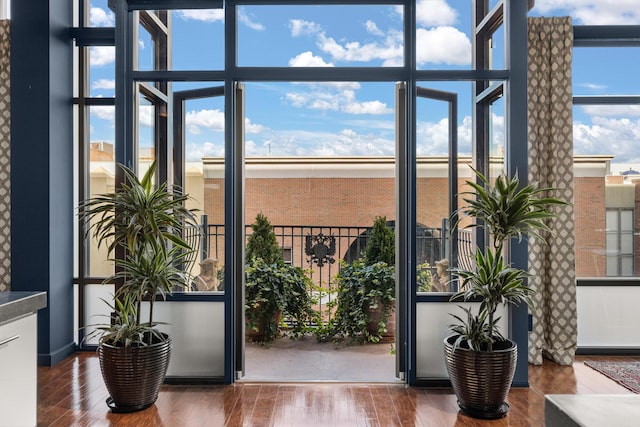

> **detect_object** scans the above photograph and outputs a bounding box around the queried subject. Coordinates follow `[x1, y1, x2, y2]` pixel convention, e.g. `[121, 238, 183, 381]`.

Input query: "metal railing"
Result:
[184, 216, 475, 322]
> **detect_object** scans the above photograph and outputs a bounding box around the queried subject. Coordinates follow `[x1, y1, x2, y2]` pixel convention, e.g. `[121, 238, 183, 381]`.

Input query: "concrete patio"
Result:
[242, 335, 400, 383]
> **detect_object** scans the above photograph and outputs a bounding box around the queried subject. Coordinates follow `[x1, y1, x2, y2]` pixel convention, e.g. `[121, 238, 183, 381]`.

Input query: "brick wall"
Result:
[203, 173, 606, 277]
[574, 177, 606, 277]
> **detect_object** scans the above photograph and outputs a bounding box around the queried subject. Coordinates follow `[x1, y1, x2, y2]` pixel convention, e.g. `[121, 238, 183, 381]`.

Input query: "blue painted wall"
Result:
[11, 0, 75, 365]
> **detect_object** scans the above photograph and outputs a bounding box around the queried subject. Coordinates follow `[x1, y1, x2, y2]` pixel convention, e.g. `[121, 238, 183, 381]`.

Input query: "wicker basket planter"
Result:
[99, 334, 172, 413]
[443, 335, 517, 419]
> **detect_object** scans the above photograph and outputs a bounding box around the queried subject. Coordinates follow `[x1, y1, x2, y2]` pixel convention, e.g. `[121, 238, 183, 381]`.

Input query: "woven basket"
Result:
[443, 335, 516, 419]
[99, 334, 171, 413]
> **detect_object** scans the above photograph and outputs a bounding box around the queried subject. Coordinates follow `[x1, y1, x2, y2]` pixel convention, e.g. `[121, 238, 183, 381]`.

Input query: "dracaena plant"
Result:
[78, 161, 199, 347]
[449, 167, 567, 351]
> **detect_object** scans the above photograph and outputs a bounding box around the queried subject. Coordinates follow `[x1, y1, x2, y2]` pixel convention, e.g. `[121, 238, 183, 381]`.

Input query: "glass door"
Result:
[413, 84, 459, 382]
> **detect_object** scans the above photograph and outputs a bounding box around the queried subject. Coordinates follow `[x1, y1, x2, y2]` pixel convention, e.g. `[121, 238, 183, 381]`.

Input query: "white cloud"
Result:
[249, 128, 395, 157]
[289, 19, 322, 37]
[138, 105, 154, 127]
[285, 91, 339, 111]
[574, 116, 640, 161]
[245, 118, 267, 134]
[90, 105, 115, 122]
[289, 18, 403, 66]
[417, 117, 453, 155]
[458, 115, 473, 155]
[186, 141, 225, 161]
[365, 20, 384, 37]
[317, 30, 404, 66]
[289, 51, 333, 67]
[533, 0, 640, 25]
[90, 7, 114, 27]
[238, 9, 265, 31]
[285, 93, 309, 108]
[578, 83, 608, 92]
[416, 26, 471, 66]
[92, 79, 115, 90]
[285, 86, 390, 115]
[342, 99, 392, 115]
[90, 46, 115, 66]
[308, 81, 361, 91]
[177, 10, 224, 23]
[185, 109, 225, 134]
[184, 109, 266, 136]
[416, 0, 458, 27]
[416, 114, 501, 157]
[581, 105, 640, 117]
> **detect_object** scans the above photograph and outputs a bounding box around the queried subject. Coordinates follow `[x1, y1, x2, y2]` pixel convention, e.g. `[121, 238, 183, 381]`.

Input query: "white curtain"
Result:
[527, 16, 577, 365]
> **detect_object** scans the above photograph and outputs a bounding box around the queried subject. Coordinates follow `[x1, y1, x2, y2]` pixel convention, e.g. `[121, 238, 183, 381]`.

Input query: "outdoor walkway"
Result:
[243, 335, 400, 382]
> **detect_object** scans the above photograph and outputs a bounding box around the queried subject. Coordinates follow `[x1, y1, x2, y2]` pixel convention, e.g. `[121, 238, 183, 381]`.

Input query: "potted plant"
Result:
[79, 161, 199, 413]
[328, 216, 396, 343]
[245, 213, 318, 343]
[444, 167, 566, 419]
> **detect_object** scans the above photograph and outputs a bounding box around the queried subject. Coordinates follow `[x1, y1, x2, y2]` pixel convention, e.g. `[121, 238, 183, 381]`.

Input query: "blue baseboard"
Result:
[38, 342, 77, 366]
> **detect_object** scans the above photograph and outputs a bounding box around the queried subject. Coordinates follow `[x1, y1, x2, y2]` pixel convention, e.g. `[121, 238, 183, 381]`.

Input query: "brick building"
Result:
[90, 151, 629, 279]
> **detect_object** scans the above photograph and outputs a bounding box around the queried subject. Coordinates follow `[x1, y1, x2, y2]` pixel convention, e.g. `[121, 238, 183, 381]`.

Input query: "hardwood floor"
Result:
[37, 353, 638, 426]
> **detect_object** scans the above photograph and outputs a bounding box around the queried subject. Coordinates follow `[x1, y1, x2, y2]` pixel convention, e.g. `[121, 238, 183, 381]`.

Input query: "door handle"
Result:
[0, 335, 20, 346]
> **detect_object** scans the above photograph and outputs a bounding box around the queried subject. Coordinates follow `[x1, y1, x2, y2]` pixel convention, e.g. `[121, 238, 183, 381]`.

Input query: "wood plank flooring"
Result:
[37, 353, 639, 426]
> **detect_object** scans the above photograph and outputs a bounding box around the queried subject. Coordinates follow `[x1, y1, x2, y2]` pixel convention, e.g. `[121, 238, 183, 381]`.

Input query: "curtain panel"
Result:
[0, 20, 9, 292]
[527, 16, 577, 365]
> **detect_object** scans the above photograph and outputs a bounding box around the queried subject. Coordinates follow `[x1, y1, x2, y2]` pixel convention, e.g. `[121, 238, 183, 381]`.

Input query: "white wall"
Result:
[415, 302, 508, 379]
[577, 286, 640, 348]
[141, 301, 226, 378]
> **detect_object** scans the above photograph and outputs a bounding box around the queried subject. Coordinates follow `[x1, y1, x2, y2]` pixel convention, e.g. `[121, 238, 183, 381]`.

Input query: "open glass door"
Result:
[413, 84, 459, 383]
[416, 86, 458, 270]
[160, 83, 228, 381]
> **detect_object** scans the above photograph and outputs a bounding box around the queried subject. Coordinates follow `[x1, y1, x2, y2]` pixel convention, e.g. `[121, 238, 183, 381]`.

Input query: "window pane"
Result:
[573, 48, 640, 96]
[137, 94, 156, 173]
[606, 233, 619, 254]
[621, 257, 634, 276]
[88, 105, 115, 277]
[621, 210, 633, 231]
[172, 9, 225, 70]
[530, 3, 640, 26]
[416, 1, 472, 70]
[415, 81, 473, 293]
[88, 1, 114, 27]
[606, 210, 618, 230]
[606, 256, 618, 276]
[89, 46, 115, 97]
[574, 104, 640, 278]
[238, 5, 404, 67]
[174, 82, 225, 293]
[137, 21, 154, 71]
[621, 233, 633, 254]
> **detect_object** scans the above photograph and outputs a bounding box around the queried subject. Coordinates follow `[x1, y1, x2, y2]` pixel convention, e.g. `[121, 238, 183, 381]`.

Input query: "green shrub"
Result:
[245, 258, 318, 342]
[328, 260, 395, 343]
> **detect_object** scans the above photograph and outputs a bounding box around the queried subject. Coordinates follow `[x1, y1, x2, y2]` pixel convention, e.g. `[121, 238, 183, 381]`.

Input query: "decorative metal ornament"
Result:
[305, 233, 336, 267]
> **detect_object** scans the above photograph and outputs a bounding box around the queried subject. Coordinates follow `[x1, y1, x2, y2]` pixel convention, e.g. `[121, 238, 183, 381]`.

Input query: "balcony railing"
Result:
[186, 216, 474, 298]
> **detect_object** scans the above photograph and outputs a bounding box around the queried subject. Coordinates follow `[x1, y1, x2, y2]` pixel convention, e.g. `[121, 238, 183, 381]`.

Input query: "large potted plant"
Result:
[245, 213, 318, 343]
[79, 161, 198, 413]
[328, 216, 396, 343]
[444, 167, 566, 419]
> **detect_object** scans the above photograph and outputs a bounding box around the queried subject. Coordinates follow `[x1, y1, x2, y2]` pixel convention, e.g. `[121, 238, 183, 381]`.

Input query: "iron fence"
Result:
[187, 216, 473, 302]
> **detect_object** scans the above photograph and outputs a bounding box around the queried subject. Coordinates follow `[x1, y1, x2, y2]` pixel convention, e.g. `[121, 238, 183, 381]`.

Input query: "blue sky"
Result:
[88, 1, 640, 167]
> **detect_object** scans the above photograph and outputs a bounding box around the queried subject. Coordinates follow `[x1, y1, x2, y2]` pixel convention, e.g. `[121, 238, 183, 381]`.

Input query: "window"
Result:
[606, 208, 635, 276]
